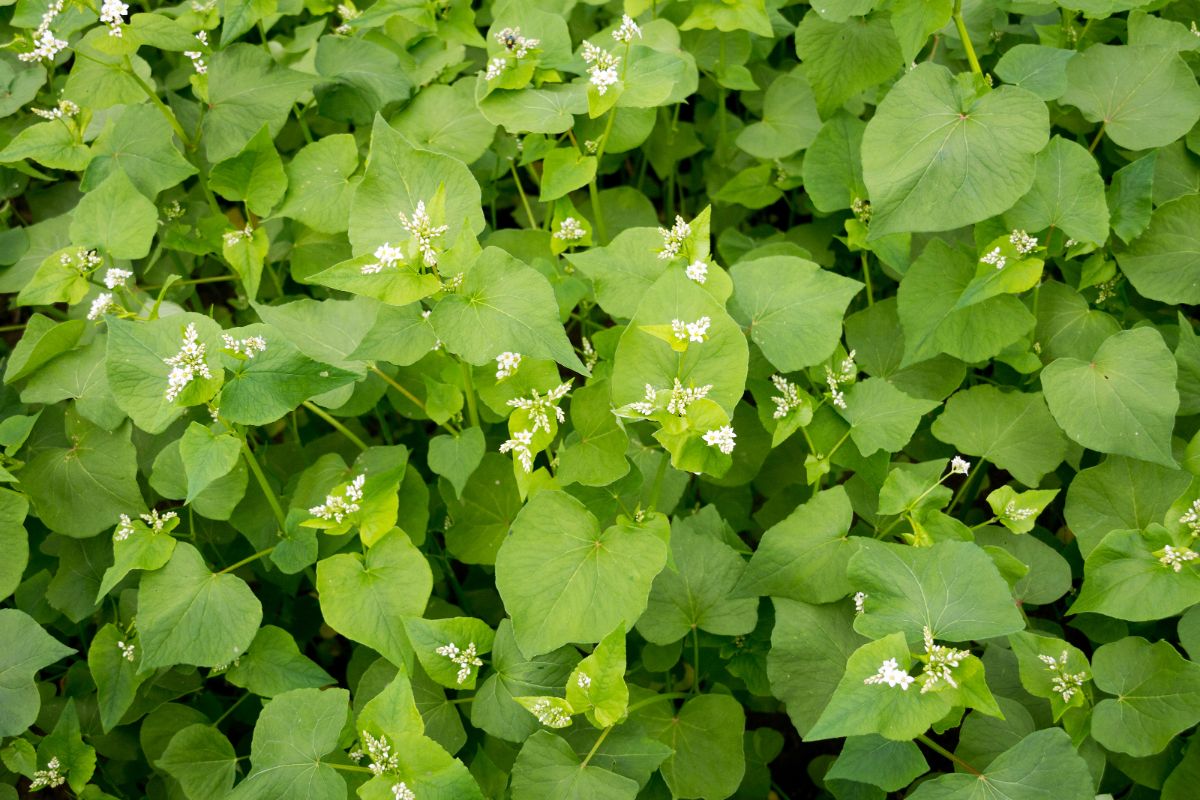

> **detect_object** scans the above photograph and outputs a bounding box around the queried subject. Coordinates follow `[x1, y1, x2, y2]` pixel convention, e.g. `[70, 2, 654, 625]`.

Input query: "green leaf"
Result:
[931, 385, 1067, 487]
[391, 81, 496, 164]
[736, 69, 821, 159]
[642, 694, 746, 799]
[4, 313, 85, 384]
[69, 169, 158, 259]
[0, 609, 74, 737]
[179, 422, 242, 504]
[850, 539, 1024, 643]
[208, 126, 287, 217]
[993, 44, 1075, 101]
[444, 452, 522, 565]
[1042, 328, 1179, 467]
[37, 699, 95, 793]
[96, 514, 176, 599]
[137, 542, 263, 669]
[314, 35, 412, 125]
[729, 255, 862, 372]
[431, 247, 586, 373]
[1061, 44, 1200, 150]
[428, 427, 485, 499]
[1070, 525, 1200, 621]
[907, 728, 1093, 800]
[984, 485, 1058, 534]
[229, 688, 350, 799]
[839, 377, 939, 456]
[225, 625, 334, 698]
[827, 735, 929, 792]
[0, 119, 90, 171]
[564, 228, 669, 319]
[556, 379, 630, 488]
[795, 12, 904, 118]
[1107, 152, 1157, 244]
[496, 491, 668, 657]
[737, 486, 857, 604]
[1091, 637, 1200, 757]
[1005, 136, 1109, 245]
[220, 0, 276, 45]
[157, 724, 237, 800]
[1066, 455, 1191, 557]
[82, 104, 196, 197]
[511, 731, 638, 800]
[539, 147, 597, 202]
[404, 616, 495, 690]
[1116, 194, 1200, 305]
[565, 624, 628, 728]
[316, 528, 432, 667]
[862, 63, 1049, 237]
[1033, 280, 1121, 362]
[0, 488, 28, 602]
[87, 623, 149, 733]
[278, 133, 360, 235]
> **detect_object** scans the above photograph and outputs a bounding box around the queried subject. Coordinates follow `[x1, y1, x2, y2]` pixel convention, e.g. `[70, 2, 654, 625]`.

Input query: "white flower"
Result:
[980, 247, 1006, 270]
[31, 99, 79, 120]
[499, 430, 535, 472]
[950, 456, 971, 476]
[851, 197, 871, 223]
[685, 259, 708, 284]
[398, 200, 450, 268]
[30, 757, 65, 790]
[163, 323, 212, 402]
[484, 56, 508, 80]
[362, 242, 404, 275]
[88, 292, 118, 321]
[103, 267, 132, 289]
[1038, 650, 1088, 702]
[657, 215, 691, 260]
[335, 2, 359, 33]
[612, 14, 641, 44]
[530, 698, 572, 728]
[391, 783, 415, 800]
[1009, 229, 1038, 255]
[1003, 501, 1036, 522]
[495, 351, 521, 380]
[581, 336, 598, 371]
[19, 0, 66, 63]
[584, 139, 598, 154]
[361, 731, 398, 776]
[665, 378, 712, 416]
[770, 375, 803, 420]
[825, 350, 856, 410]
[100, 0, 128, 36]
[863, 658, 914, 691]
[310, 474, 365, 523]
[628, 384, 658, 416]
[576, 671, 592, 689]
[507, 382, 572, 434]
[554, 217, 586, 242]
[222, 334, 268, 359]
[223, 223, 253, 248]
[1181, 499, 1200, 537]
[670, 316, 710, 344]
[140, 509, 178, 532]
[920, 626, 970, 694]
[184, 31, 209, 74]
[495, 26, 539, 58]
[117, 640, 135, 661]
[435, 641, 484, 684]
[61, 247, 102, 275]
[853, 591, 867, 616]
[1160, 544, 1199, 573]
[580, 40, 621, 95]
[702, 425, 737, 455]
[113, 515, 135, 542]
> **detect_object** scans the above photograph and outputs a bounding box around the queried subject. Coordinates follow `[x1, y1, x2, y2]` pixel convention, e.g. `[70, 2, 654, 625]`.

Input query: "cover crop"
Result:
[0, 0, 1197, 798]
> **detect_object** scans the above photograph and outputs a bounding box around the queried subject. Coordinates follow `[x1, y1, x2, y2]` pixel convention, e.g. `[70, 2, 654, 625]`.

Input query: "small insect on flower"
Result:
[435, 641, 484, 684]
[495, 26, 540, 58]
[980, 247, 1006, 270]
[495, 351, 521, 379]
[222, 334, 268, 359]
[863, 658, 914, 690]
[29, 757, 65, 790]
[658, 215, 692, 260]
[117, 640, 136, 662]
[685, 259, 708, 284]
[950, 456, 971, 476]
[164, 323, 212, 402]
[1009, 229, 1038, 255]
[1160, 544, 1199, 573]
[309, 474, 366, 523]
[88, 292, 119, 321]
[499, 429, 536, 472]
[580, 40, 621, 95]
[61, 247, 103, 275]
[554, 217, 586, 242]
[398, 201, 450, 268]
[1038, 650, 1088, 703]
[612, 14, 641, 44]
[362, 243, 404, 275]
[851, 197, 871, 224]
[702, 425, 737, 455]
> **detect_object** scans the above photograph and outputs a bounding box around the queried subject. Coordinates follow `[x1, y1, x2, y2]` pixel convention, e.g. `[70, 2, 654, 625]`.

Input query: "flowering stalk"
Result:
[240, 437, 288, 533]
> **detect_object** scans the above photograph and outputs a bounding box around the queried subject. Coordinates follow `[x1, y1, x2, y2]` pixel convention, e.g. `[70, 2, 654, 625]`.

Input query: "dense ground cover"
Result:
[1, 0, 1200, 797]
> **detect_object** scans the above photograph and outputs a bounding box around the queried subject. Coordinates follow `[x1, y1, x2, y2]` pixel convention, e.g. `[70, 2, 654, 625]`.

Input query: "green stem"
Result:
[369, 365, 462, 435]
[302, 400, 369, 451]
[448, 696, 475, 705]
[952, 0, 983, 75]
[460, 361, 481, 429]
[588, 107, 620, 243]
[861, 251, 874, 306]
[0, 323, 26, 333]
[211, 693, 250, 726]
[330, 763, 376, 774]
[917, 734, 982, 776]
[510, 162, 537, 228]
[1088, 122, 1106, 154]
[217, 546, 276, 575]
[142, 275, 237, 291]
[626, 693, 691, 714]
[647, 454, 669, 512]
[948, 458, 987, 514]
[691, 627, 701, 694]
[240, 439, 288, 533]
[581, 726, 614, 769]
[123, 56, 193, 148]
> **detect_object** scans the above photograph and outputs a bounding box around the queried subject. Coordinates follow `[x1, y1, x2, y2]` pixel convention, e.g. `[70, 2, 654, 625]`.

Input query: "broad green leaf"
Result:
[431, 247, 585, 373]
[1033, 280, 1121, 362]
[391, 80, 496, 164]
[314, 35, 412, 125]
[37, 699, 95, 793]
[1117, 194, 1200, 305]
[477, 84, 589, 135]
[252, 296, 377, 371]
[69, 170, 158, 259]
[495, 491, 668, 657]
[1091, 637, 1200, 757]
[0, 53, 44, 117]
[88, 623, 149, 733]
[907, 728, 1093, 800]
[278, 133, 360, 234]
[984, 485, 1058, 534]
[0, 609, 74, 737]
[795, 12, 904, 117]
[209, 126, 287, 217]
[1065, 455, 1190, 557]
[827, 735, 929, 792]
[225, 625, 334, 698]
[1009, 631, 1091, 720]
[316, 528, 432, 667]
[839, 377, 939, 456]
[1070, 525, 1200, 621]
[0, 119, 90, 170]
[931, 385, 1067, 487]
[229, 688, 350, 799]
[850, 539, 1024, 643]
[564, 228, 669, 319]
[157, 724, 237, 800]
[994, 44, 1075, 101]
[82, 104, 196, 197]
[1005, 136, 1109, 245]
[844, 299, 966, 402]
[510, 731, 638, 800]
[203, 44, 316, 162]
[729, 255, 862, 372]
[137, 542, 263, 669]
[179, 422, 242, 503]
[1107, 152, 1156, 244]
[802, 113, 867, 213]
[737, 486, 856, 603]
[862, 63, 1048, 237]
[736, 69, 820, 159]
[561, 724, 672, 789]
[444, 452, 522, 565]
[96, 514, 176, 598]
[539, 147, 597, 202]
[0, 488, 28, 602]
[1042, 328, 1179, 468]
[565, 624, 628, 728]
[404, 616, 495, 690]
[556, 379, 630, 488]
[889, 0, 952, 63]
[428, 427, 485, 499]
[303, 251, 442, 308]
[1061, 44, 1200, 151]
[20, 336, 124, 430]
[642, 694, 746, 800]
[4, 313, 84, 384]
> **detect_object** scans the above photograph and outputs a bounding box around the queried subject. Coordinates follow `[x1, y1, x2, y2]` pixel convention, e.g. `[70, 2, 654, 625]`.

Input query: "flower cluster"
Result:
[1002, 500, 1036, 522]
[100, 0, 128, 36]
[507, 382, 572, 433]
[398, 201, 449, 268]
[62, 247, 103, 275]
[581, 337, 598, 371]
[825, 350, 856, 410]
[19, 0, 66, 62]
[702, 425, 737, 455]
[361, 243, 404, 275]
[576, 671, 592, 689]
[1160, 544, 1199, 572]
[851, 197, 871, 224]
[117, 640, 136, 662]
[164, 323, 212, 402]
[184, 31, 209, 75]
[581, 41, 621, 95]
[142, 509, 178, 532]
[864, 658, 914, 690]
[658, 215, 691, 260]
[103, 267, 132, 289]
[529, 698, 572, 728]
[223, 223, 253, 247]
[920, 627, 970, 693]
[1181, 499, 1200, 536]
[1037, 651, 1088, 703]
[495, 351, 521, 379]
[1010, 229, 1038, 255]
[113, 514, 136, 542]
[853, 591, 867, 616]
[31, 99, 79, 120]
[770, 375, 803, 420]
[666, 378, 713, 416]
[334, 2, 359, 34]
[554, 217, 586, 242]
[484, 27, 540, 80]
[29, 757, 65, 790]
[685, 259, 708, 284]
[950, 456, 971, 476]
[392, 784, 415, 800]
[360, 731, 399, 776]
[222, 334, 268, 359]
[612, 14, 641, 44]
[88, 293, 119, 321]
[499, 430, 535, 472]
[980, 247, 1006, 270]
[309, 474, 366, 523]
[435, 641, 484, 684]
[671, 316, 710, 344]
